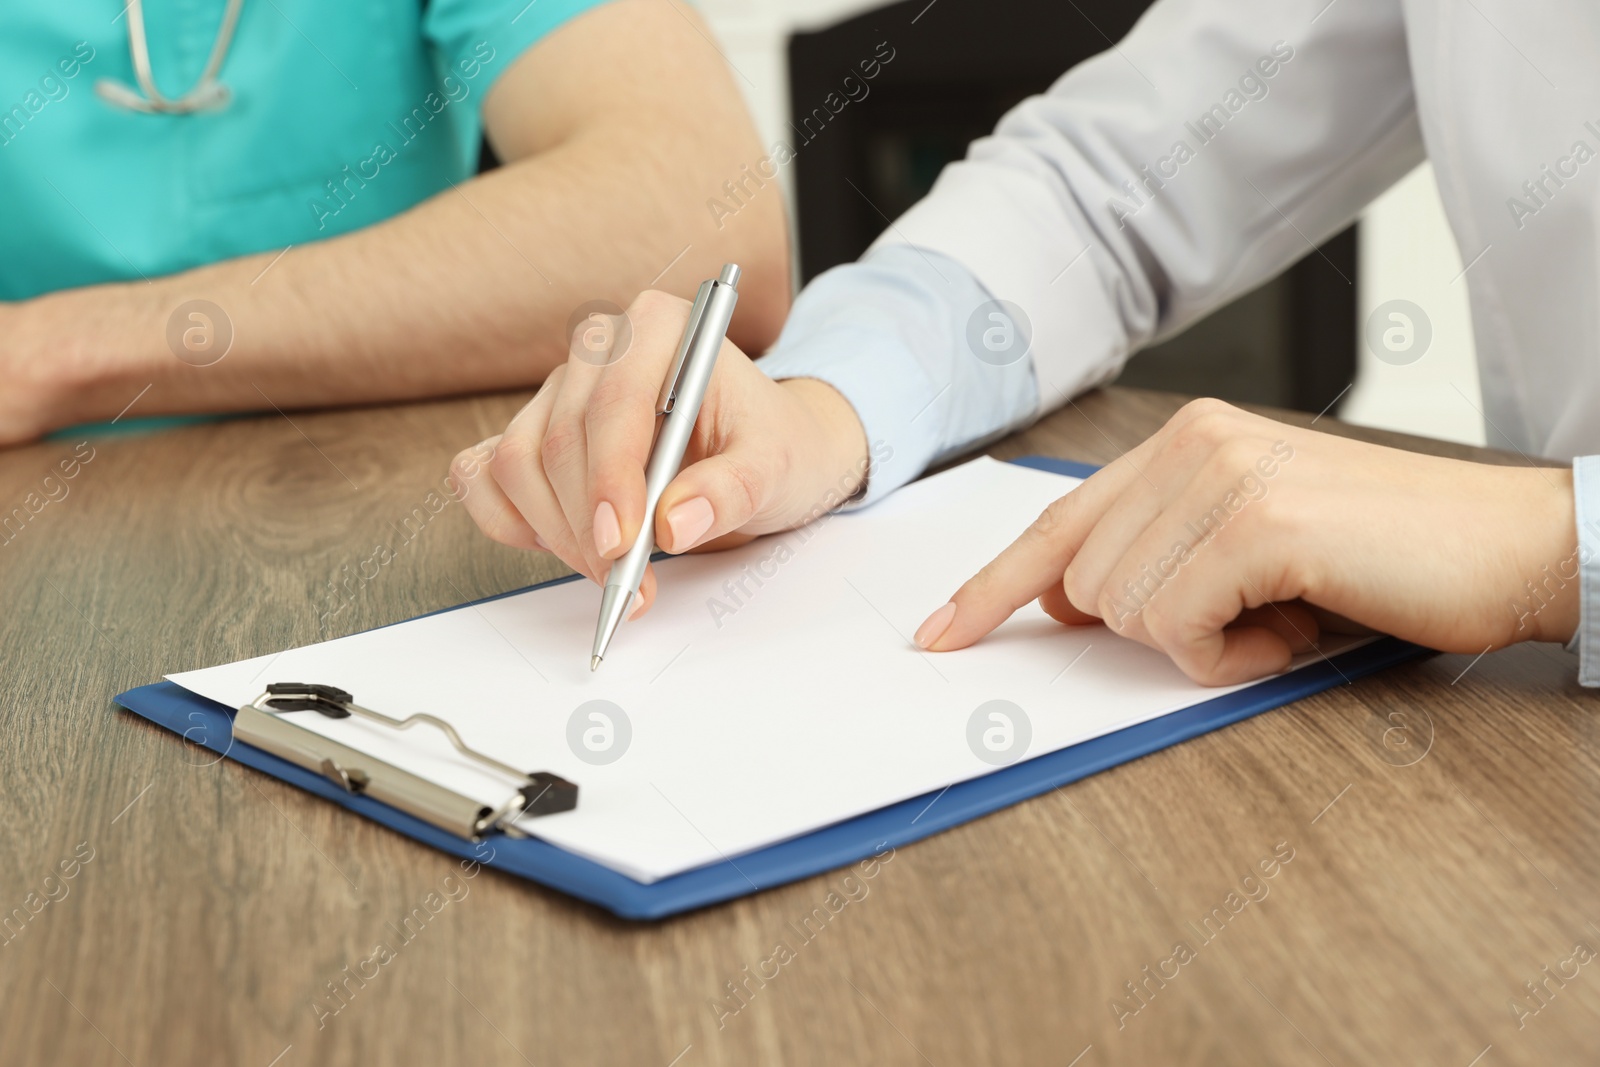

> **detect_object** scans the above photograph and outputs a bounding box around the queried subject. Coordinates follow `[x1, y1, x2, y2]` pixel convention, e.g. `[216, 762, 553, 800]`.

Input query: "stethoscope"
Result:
[95, 0, 244, 114]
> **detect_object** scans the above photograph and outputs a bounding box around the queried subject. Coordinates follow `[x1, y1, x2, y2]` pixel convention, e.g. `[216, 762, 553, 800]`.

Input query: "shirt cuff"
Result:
[755, 245, 1038, 507]
[1571, 456, 1600, 684]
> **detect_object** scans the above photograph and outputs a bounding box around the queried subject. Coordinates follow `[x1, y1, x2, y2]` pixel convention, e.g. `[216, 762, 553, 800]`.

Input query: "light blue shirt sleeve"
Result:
[1571, 456, 1600, 685]
[755, 245, 1040, 506]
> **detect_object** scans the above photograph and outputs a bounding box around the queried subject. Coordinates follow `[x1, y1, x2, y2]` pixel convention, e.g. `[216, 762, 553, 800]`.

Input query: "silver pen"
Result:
[590, 263, 741, 671]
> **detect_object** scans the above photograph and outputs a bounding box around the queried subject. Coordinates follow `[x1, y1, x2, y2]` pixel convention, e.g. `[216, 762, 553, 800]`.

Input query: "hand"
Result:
[451, 290, 871, 616]
[913, 399, 1579, 685]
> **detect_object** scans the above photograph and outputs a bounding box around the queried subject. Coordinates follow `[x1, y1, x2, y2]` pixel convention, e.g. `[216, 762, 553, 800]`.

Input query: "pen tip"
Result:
[590, 656, 602, 673]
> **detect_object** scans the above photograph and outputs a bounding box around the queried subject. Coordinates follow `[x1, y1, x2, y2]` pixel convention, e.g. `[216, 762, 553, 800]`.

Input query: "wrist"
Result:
[1, 295, 86, 440]
[779, 376, 871, 505]
[1518, 466, 1580, 646]
[21, 284, 171, 431]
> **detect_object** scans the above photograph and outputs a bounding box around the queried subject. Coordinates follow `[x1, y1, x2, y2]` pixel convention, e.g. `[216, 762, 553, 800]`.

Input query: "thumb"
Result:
[654, 451, 769, 554]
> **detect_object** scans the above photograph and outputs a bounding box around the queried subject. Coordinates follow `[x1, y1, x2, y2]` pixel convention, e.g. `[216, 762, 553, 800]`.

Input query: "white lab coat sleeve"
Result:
[873, 0, 1427, 411]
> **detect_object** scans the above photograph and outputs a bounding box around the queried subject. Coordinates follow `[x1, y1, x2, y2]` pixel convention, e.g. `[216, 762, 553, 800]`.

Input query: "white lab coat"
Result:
[875, 0, 1600, 458]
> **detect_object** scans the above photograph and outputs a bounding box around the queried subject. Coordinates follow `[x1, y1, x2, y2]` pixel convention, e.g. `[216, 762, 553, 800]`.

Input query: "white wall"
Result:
[699, 3, 1483, 447]
[1343, 164, 1485, 445]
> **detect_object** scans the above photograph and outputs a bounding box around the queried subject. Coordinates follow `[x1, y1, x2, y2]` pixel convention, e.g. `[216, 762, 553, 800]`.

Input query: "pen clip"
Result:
[657, 280, 714, 415]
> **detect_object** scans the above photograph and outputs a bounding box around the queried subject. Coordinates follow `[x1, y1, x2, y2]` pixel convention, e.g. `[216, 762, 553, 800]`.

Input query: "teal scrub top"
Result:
[0, 0, 608, 301]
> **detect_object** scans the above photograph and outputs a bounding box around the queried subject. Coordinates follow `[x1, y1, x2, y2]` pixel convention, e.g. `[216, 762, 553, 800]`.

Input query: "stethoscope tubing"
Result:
[95, 0, 244, 114]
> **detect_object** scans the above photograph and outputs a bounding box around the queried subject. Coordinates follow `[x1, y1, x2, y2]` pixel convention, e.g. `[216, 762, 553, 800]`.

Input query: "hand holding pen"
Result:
[450, 270, 872, 660]
[591, 264, 743, 669]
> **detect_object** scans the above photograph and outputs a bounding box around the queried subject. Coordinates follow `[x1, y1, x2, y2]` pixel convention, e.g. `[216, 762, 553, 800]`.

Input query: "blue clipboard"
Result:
[114, 457, 1429, 920]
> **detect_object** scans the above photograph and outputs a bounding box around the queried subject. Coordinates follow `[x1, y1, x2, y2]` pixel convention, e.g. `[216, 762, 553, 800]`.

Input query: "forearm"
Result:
[23, 67, 787, 430]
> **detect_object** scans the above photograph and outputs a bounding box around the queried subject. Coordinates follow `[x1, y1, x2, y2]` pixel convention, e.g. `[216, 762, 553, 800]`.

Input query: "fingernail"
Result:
[628, 595, 648, 620]
[593, 501, 621, 556]
[533, 533, 550, 552]
[665, 496, 715, 552]
[914, 602, 957, 649]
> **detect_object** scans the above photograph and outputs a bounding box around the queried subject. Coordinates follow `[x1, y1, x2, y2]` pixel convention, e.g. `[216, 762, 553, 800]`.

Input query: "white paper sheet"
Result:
[170, 457, 1349, 883]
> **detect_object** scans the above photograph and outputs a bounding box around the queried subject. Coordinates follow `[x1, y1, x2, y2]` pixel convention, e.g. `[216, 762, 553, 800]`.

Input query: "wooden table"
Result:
[2, 386, 1596, 1066]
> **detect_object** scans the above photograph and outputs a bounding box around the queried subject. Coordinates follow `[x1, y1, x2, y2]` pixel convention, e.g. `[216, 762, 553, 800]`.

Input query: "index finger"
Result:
[918, 399, 1259, 651]
[916, 454, 1144, 652]
[586, 290, 695, 559]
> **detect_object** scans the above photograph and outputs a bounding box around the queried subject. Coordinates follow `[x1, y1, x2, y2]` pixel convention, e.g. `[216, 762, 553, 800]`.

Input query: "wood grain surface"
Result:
[1, 386, 1596, 1067]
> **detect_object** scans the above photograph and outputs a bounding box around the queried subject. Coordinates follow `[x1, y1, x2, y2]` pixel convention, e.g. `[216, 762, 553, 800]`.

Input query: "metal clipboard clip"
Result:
[234, 682, 577, 842]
